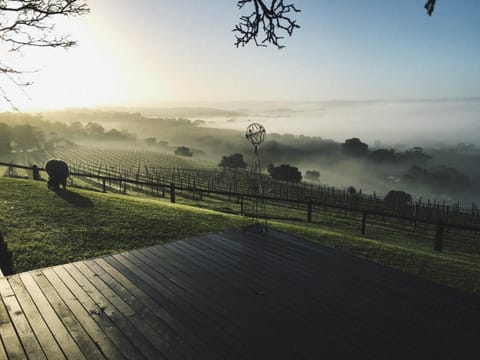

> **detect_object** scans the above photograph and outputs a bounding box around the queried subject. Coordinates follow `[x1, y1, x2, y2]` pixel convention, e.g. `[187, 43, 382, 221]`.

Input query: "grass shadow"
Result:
[54, 189, 94, 208]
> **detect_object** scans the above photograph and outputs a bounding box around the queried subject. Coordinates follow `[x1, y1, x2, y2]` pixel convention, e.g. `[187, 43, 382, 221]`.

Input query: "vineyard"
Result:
[2, 146, 480, 257]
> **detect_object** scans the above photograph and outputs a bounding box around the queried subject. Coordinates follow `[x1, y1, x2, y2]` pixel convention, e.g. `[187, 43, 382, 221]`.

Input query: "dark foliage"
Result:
[347, 186, 357, 195]
[174, 146, 193, 157]
[342, 138, 369, 157]
[0, 115, 136, 151]
[384, 190, 412, 209]
[370, 149, 397, 163]
[0, 122, 11, 152]
[267, 163, 302, 183]
[305, 170, 320, 182]
[0, 230, 13, 275]
[404, 165, 470, 193]
[219, 153, 248, 169]
[144, 137, 157, 146]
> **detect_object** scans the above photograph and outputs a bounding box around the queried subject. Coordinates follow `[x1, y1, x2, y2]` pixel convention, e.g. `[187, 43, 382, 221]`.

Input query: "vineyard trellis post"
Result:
[435, 221, 445, 251]
[361, 212, 367, 235]
[307, 199, 313, 223]
[170, 183, 176, 203]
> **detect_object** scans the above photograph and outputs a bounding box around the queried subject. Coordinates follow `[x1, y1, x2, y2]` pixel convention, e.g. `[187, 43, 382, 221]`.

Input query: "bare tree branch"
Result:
[234, 1, 439, 49]
[0, 0, 89, 108]
[233, 0, 301, 49]
[424, 0, 436, 16]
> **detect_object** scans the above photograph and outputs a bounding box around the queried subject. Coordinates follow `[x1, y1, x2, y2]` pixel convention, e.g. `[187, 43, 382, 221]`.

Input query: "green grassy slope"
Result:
[0, 177, 243, 273]
[1, 177, 479, 297]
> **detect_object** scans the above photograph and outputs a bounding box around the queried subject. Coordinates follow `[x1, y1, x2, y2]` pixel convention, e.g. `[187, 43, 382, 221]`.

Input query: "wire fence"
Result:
[2, 160, 480, 254]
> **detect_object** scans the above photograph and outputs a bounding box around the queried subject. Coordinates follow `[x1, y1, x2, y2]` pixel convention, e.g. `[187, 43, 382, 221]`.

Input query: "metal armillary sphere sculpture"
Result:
[246, 123, 266, 150]
[244, 122, 267, 231]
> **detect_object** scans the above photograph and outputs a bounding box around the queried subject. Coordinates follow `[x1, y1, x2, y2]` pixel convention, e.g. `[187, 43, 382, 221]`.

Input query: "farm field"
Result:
[9, 146, 480, 226]
[3, 146, 480, 261]
[0, 176, 479, 296]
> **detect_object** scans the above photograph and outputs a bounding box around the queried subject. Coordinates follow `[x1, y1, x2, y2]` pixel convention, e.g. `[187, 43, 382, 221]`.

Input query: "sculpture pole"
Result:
[245, 123, 267, 232]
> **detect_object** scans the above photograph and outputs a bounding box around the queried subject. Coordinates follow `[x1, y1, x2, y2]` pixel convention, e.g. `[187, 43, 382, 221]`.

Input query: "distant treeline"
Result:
[0, 113, 136, 153]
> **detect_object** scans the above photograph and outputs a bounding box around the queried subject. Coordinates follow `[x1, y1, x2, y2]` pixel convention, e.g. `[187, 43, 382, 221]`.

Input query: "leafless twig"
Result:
[233, 0, 301, 49]
[0, 0, 89, 108]
[424, 0, 436, 16]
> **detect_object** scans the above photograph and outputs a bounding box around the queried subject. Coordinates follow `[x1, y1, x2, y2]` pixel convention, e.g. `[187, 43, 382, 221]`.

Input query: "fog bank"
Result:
[173, 99, 480, 147]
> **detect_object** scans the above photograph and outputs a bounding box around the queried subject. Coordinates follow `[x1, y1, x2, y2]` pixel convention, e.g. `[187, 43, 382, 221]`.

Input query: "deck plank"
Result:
[138, 245, 308, 359]
[62, 263, 157, 360]
[127, 247, 289, 359]
[0, 288, 26, 359]
[93, 257, 205, 360]
[19, 272, 85, 359]
[0, 335, 8, 360]
[1, 228, 479, 359]
[42, 267, 126, 360]
[8, 275, 66, 359]
[31, 270, 105, 359]
[73, 261, 171, 359]
[52, 265, 144, 360]
[107, 253, 243, 360]
[101, 254, 219, 359]
[167, 236, 355, 358]
[0, 276, 46, 360]
[82, 260, 194, 360]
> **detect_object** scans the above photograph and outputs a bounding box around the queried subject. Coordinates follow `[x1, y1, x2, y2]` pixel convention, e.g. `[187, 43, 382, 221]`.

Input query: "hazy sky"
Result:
[1, 0, 480, 110]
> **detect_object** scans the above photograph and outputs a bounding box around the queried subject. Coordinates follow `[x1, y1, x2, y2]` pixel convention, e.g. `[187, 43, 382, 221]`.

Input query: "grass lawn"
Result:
[0, 177, 243, 273]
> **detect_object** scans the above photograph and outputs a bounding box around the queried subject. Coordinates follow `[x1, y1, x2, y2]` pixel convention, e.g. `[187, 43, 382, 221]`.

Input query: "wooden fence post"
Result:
[32, 165, 40, 181]
[240, 196, 244, 216]
[361, 212, 367, 235]
[434, 221, 445, 251]
[413, 203, 418, 231]
[170, 183, 176, 203]
[102, 178, 106, 193]
[307, 199, 313, 223]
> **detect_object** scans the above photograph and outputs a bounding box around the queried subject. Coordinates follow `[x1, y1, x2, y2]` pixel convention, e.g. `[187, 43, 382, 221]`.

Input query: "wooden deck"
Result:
[0, 228, 479, 359]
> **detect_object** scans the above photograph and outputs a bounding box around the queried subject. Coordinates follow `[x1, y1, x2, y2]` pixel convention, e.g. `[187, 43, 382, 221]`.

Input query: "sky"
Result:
[1, 0, 480, 110]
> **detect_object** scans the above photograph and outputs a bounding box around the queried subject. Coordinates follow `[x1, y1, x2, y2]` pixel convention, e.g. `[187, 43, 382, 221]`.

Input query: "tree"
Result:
[430, 166, 470, 192]
[103, 128, 135, 142]
[1, 0, 89, 107]
[305, 170, 320, 182]
[11, 124, 44, 151]
[0, 123, 12, 153]
[144, 137, 157, 146]
[218, 153, 247, 170]
[347, 186, 357, 195]
[234, 1, 437, 49]
[174, 146, 193, 157]
[342, 138, 369, 157]
[85, 122, 105, 138]
[384, 190, 412, 209]
[267, 163, 302, 183]
[370, 149, 397, 163]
